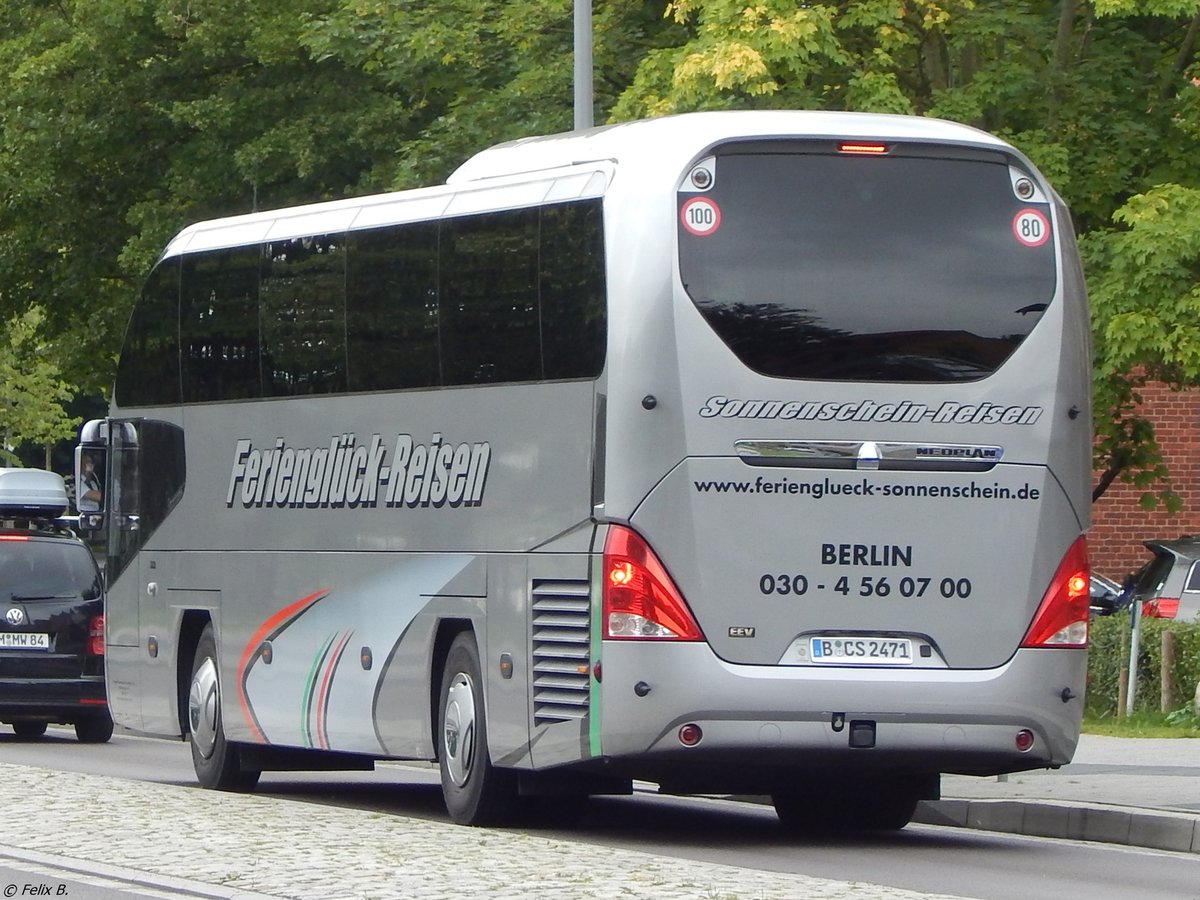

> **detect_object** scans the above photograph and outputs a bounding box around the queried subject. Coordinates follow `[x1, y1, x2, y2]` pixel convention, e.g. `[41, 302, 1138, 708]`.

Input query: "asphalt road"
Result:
[1, 727, 1198, 900]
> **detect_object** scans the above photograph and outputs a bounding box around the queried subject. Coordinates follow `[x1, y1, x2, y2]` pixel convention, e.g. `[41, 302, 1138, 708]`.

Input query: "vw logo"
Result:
[5, 608, 25, 626]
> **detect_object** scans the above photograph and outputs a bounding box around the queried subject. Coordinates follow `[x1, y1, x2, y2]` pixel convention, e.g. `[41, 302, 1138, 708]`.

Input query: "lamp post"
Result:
[574, 0, 593, 130]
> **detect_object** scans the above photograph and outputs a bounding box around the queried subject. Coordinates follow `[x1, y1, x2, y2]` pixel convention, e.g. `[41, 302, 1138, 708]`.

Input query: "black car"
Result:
[0, 468, 112, 742]
[1089, 572, 1128, 617]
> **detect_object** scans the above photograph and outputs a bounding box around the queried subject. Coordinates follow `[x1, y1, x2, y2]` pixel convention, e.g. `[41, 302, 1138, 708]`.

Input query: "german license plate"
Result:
[809, 636, 912, 664]
[0, 633, 50, 650]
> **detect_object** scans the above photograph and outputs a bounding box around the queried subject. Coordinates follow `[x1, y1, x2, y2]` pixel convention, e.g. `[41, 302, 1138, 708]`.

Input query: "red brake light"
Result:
[838, 141, 888, 155]
[602, 526, 703, 641]
[1144, 598, 1180, 619]
[0, 534, 30, 541]
[87, 615, 105, 657]
[1021, 536, 1089, 648]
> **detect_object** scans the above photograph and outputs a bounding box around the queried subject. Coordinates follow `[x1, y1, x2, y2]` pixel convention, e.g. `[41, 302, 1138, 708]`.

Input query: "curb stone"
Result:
[914, 799, 1200, 853]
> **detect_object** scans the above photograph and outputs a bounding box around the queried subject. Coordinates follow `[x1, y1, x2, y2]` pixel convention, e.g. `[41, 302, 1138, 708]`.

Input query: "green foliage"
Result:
[300, 0, 665, 187]
[1083, 184, 1200, 507]
[0, 308, 79, 464]
[1095, 0, 1200, 16]
[1087, 615, 1200, 721]
[0, 0, 413, 394]
[1165, 703, 1200, 728]
[1083, 710, 1200, 737]
[613, 0, 1200, 501]
[0, 0, 1197, 505]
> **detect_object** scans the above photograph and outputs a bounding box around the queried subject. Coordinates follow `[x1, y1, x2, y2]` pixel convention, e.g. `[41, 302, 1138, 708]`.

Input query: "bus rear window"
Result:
[677, 149, 1057, 382]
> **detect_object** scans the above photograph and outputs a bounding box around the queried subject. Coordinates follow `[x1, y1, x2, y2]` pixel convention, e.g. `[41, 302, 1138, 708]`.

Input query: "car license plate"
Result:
[809, 636, 912, 664]
[0, 633, 50, 650]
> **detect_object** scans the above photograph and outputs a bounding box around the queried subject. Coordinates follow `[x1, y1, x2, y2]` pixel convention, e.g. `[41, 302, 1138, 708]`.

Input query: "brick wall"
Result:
[1090, 382, 1200, 580]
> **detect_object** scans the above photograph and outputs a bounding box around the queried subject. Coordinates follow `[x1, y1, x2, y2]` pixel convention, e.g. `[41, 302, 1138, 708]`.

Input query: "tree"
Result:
[1, 0, 1199, 504]
[0, 0, 670, 392]
[300, 0, 674, 187]
[0, 308, 79, 467]
[613, 1, 1200, 504]
[0, 0, 416, 396]
[1084, 183, 1200, 510]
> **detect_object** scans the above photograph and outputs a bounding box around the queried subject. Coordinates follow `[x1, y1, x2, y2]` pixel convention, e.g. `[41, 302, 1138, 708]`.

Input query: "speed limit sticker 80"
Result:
[1012, 208, 1050, 247]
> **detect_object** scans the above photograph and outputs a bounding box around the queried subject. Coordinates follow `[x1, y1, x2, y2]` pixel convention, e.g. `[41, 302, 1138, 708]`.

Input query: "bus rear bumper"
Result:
[594, 642, 1085, 790]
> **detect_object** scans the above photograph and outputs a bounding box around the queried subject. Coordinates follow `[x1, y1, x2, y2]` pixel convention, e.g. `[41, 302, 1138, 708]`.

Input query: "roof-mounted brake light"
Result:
[838, 142, 889, 155]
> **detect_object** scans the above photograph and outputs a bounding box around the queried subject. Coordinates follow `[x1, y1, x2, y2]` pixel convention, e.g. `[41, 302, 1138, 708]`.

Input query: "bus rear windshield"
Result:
[677, 149, 1057, 382]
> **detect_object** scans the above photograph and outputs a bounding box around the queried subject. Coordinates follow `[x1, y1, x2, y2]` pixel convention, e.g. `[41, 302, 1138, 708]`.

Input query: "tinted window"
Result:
[346, 222, 440, 391]
[104, 420, 185, 583]
[115, 259, 181, 407]
[1132, 553, 1175, 600]
[678, 148, 1057, 382]
[541, 202, 606, 379]
[261, 236, 347, 396]
[181, 247, 262, 402]
[442, 208, 541, 384]
[128, 198, 607, 404]
[1185, 560, 1200, 593]
[0, 541, 100, 600]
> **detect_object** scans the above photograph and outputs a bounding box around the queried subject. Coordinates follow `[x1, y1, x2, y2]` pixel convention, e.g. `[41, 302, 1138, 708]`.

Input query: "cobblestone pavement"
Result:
[1, 734, 1196, 898]
[0, 762, 958, 900]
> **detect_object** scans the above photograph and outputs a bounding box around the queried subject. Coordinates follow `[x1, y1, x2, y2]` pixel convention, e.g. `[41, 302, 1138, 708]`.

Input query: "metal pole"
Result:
[573, 0, 593, 130]
[1125, 599, 1142, 717]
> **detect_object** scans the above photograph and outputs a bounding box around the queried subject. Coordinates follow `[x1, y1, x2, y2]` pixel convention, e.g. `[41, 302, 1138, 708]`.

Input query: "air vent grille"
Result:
[531, 579, 591, 725]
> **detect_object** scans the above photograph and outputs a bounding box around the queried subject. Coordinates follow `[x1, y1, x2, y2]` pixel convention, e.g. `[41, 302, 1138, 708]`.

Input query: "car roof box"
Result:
[0, 468, 69, 518]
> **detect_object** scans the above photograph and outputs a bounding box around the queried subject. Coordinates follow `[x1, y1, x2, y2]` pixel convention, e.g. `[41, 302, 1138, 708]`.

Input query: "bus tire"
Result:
[188, 623, 261, 792]
[438, 632, 519, 825]
[74, 713, 114, 743]
[773, 780, 918, 833]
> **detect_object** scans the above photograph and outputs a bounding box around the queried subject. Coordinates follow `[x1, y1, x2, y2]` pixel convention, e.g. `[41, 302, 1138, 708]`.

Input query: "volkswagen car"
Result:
[0, 468, 112, 742]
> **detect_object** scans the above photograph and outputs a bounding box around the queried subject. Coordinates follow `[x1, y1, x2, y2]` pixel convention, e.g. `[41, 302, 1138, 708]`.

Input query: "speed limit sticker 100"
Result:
[681, 197, 722, 237]
[1012, 208, 1050, 248]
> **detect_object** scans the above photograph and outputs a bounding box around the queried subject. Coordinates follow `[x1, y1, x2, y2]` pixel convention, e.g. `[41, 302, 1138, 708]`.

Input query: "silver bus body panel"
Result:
[104, 380, 597, 751]
[597, 641, 1084, 782]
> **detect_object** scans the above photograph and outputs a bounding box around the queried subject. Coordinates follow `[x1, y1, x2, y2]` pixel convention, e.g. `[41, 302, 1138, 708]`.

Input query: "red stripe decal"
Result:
[236, 589, 329, 741]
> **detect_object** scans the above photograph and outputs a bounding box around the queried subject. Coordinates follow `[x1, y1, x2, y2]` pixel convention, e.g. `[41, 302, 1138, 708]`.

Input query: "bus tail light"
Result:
[1143, 597, 1180, 619]
[602, 526, 703, 641]
[1021, 536, 1089, 648]
[87, 615, 105, 657]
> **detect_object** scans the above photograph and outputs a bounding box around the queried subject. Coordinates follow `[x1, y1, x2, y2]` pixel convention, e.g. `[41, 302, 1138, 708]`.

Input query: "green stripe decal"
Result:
[301, 633, 337, 747]
[589, 554, 603, 757]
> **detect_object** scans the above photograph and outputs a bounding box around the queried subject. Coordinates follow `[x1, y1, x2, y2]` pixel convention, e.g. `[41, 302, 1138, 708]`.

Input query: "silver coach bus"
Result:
[79, 110, 1092, 831]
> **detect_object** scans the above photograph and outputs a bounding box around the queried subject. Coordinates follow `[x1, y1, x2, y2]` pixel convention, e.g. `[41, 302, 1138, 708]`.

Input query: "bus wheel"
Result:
[773, 781, 918, 833]
[188, 624, 261, 792]
[74, 713, 114, 743]
[438, 632, 519, 825]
